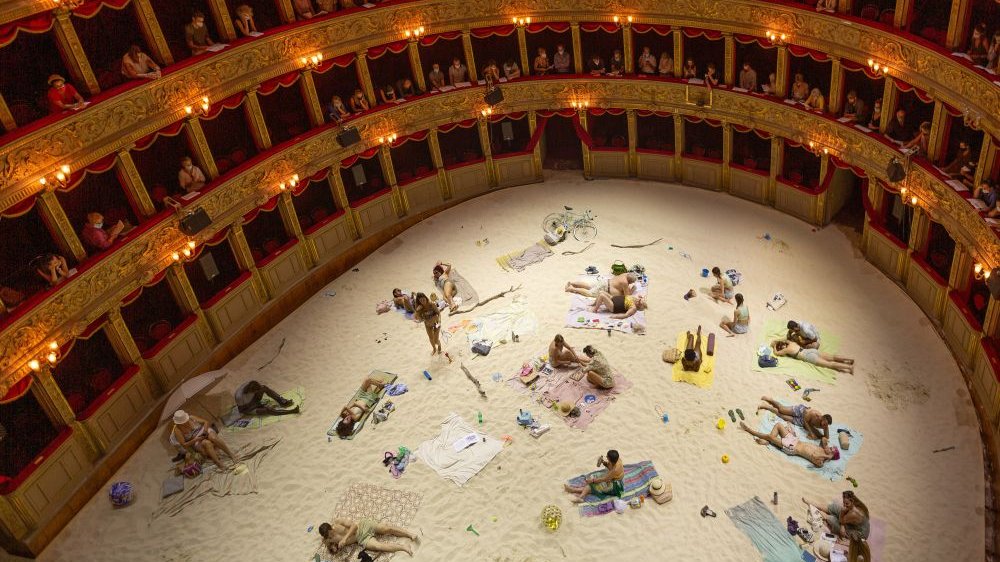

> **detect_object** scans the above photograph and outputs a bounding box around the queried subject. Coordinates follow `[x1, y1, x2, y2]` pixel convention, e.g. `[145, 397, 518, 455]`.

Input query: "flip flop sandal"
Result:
[736, 409, 745, 421]
[728, 410, 736, 423]
[700, 506, 717, 518]
[382, 452, 396, 466]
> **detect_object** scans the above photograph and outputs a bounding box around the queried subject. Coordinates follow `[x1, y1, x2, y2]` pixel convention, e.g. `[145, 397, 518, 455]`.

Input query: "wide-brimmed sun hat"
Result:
[48, 74, 65, 85]
[812, 541, 831, 561]
[556, 401, 574, 416]
[173, 410, 190, 425]
[648, 477, 673, 504]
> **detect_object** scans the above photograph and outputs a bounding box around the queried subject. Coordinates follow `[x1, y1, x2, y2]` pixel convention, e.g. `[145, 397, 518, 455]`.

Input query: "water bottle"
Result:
[772, 491, 779, 505]
[477, 411, 483, 424]
[423, 370, 432, 380]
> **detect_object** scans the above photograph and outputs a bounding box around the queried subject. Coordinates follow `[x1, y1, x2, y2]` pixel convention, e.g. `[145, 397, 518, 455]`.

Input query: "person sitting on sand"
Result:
[564, 449, 624, 502]
[172, 410, 238, 470]
[392, 288, 415, 313]
[787, 320, 820, 348]
[413, 292, 442, 355]
[432, 261, 460, 312]
[335, 377, 387, 438]
[772, 340, 854, 374]
[710, 267, 734, 303]
[582, 345, 614, 389]
[802, 491, 871, 562]
[549, 334, 590, 367]
[565, 272, 637, 298]
[681, 326, 703, 372]
[591, 291, 647, 319]
[319, 518, 419, 556]
[738, 421, 840, 468]
[234, 380, 299, 416]
[758, 396, 831, 441]
[720, 293, 749, 336]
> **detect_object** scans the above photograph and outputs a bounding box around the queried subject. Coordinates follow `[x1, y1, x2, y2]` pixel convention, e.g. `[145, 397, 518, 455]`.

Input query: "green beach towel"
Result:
[751, 319, 841, 385]
[327, 371, 397, 439]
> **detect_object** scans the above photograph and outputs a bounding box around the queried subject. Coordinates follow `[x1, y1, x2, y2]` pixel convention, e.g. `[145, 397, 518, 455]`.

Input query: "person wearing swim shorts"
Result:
[772, 340, 854, 374]
[738, 421, 839, 468]
[563, 449, 625, 502]
[710, 266, 734, 303]
[582, 345, 615, 389]
[549, 334, 590, 367]
[720, 293, 750, 336]
[757, 396, 832, 440]
[319, 518, 419, 556]
[787, 320, 820, 349]
[591, 291, 647, 319]
[565, 272, 637, 298]
[335, 377, 387, 438]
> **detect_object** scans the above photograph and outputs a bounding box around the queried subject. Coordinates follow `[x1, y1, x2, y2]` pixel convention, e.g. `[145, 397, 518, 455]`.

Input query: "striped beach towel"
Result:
[565, 460, 658, 517]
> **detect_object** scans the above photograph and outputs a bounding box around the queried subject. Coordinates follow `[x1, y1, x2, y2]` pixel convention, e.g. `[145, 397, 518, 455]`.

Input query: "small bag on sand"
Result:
[662, 347, 681, 363]
[611, 261, 628, 275]
[375, 300, 392, 314]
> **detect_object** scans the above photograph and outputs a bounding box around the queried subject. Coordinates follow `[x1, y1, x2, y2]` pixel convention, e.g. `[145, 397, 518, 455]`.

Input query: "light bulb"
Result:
[28, 359, 40, 371]
[46, 351, 58, 364]
[986, 270, 992, 280]
[60, 165, 70, 175]
[910, 195, 917, 205]
[187, 240, 196, 249]
[39, 178, 47, 186]
[55, 171, 66, 182]
[976, 263, 984, 275]
[185, 106, 193, 115]
[172, 252, 180, 261]
[48, 341, 58, 351]
[613, 16, 619, 23]
[182, 247, 192, 257]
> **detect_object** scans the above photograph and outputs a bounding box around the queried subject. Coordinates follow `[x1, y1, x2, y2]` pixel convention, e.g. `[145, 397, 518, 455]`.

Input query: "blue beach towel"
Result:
[757, 411, 864, 481]
[726, 496, 810, 562]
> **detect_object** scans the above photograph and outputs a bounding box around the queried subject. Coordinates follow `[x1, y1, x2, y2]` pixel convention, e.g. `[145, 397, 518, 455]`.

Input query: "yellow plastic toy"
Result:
[721, 454, 730, 464]
[541, 505, 562, 531]
[716, 418, 726, 430]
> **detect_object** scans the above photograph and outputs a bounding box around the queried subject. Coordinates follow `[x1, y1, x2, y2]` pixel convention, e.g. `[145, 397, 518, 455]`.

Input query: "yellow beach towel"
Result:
[672, 332, 715, 389]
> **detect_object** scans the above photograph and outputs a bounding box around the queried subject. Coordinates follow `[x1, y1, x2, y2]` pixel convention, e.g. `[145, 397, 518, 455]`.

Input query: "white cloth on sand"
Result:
[565, 280, 648, 334]
[415, 413, 503, 486]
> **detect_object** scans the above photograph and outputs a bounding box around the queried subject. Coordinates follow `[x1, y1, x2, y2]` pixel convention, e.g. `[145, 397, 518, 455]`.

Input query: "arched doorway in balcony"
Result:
[540, 111, 583, 170]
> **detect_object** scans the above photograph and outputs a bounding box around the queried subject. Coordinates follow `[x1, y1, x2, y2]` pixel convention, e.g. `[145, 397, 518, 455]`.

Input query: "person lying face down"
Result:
[318, 518, 419, 556]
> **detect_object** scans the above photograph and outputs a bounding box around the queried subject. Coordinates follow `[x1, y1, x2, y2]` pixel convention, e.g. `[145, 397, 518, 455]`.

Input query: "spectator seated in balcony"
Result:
[587, 53, 606, 76]
[235, 380, 299, 416]
[790, 73, 809, 102]
[738, 62, 757, 91]
[804, 88, 825, 112]
[703, 63, 720, 88]
[233, 4, 260, 38]
[502, 58, 521, 80]
[448, 57, 469, 85]
[81, 212, 125, 252]
[378, 83, 397, 104]
[293, 0, 326, 19]
[942, 140, 973, 177]
[682, 58, 698, 79]
[975, 179, 998, 210]
[33, 253, 70, 287]
[902, 121, 931, 157]
[349, 88, 369, 113]
[988, 30, 1000, 72]
[46, 75, 86, 114]
[885, 109, 914, 143]
[867, 98, 882, 129]
[841, 90, 868, 123]
[638, 46, 657, 75]
[658, 52, 673, 77]
[121, 45, 161, 81]
[185, 11, 221, 56]
[533, 48, 553, 75]
[427, 63, 446, 90]
[179, 156, 207, 193]
[761, 72, 777, 95]
[482, 59, 501, 85]
[172, 410, 237, 470]
[608, 50, 625, 76]
[553, 44, 572, 74]
[395, 78, 421, 98]
[815, 0, 837, 12]
[968, 23, 989, 66]
[327, 96, 350, 122]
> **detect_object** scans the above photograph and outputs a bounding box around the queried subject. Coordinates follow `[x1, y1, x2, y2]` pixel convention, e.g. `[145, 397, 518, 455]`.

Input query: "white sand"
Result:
[29, 172, 984, 562]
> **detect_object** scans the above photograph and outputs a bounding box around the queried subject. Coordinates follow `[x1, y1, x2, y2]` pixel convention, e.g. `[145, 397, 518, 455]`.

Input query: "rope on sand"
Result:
[610, 238, 663, 249]
[450, 284, 522, 316]
[561, 243, 595, 256]
[256, 337, 286, 371]
[460, 364, 487, 399]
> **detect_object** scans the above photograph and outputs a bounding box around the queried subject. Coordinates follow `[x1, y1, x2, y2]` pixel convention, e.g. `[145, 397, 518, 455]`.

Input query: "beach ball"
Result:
[541, 504, 562, 531]
[716, 418, 726, 430]
[721, 455, 731, 464]
[109, 481, 134, 508]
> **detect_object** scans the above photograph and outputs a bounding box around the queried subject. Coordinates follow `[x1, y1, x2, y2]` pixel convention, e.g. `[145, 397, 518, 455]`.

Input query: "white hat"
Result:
[173, 410, 190, 425]
[812, 541, 831, 561]
[648, 477, 673, 504]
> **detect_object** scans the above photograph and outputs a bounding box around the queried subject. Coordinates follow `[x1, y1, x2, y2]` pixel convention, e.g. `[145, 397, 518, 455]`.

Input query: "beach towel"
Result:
[757, 410, 864, 481]
[497, 240, 552, 272]
[564, 278, 648, 334]
[458, 296, 538, 349]
[565, 460, 658, 517]
[671, 331, 716, 389]
[507, 349, 632, 430]
[726, 496, 808, 562]
[152, 438, 279, 519]
[311, 482, 422, 562]
[751, 319, 841, 384]
[447, 270, 479, 308]
[222, 387, 303, 432]
[414, 413, 503, 486]
[327, 371, 397, 439]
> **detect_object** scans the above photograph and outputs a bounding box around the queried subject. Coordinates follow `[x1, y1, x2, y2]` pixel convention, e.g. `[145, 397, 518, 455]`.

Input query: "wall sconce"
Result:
[512, 17, 532, 27]
[378, 133, 398, 144]
[184, 96, 210, 116]
[866, 58, 890, 75]
[171, 240, 197, 262]
[765, 31, 787, 45]
[403, 26, 425, 39]
[479, 107, 494, 119]
[612, 15, 634, 27]
[38, 165, 71, 189]
[975, 263, 992, 281]
[570, 100, 590, 109]
[278, 174, 300, 191]
[300, 53, 323, 70]
[806, 141, 830, 156]
[27, 341, 61, 372]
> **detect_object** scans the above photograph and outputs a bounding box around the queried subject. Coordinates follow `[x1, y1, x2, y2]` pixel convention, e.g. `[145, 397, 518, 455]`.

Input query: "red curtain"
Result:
[290, 168, 331, 196]
[258, 72, 301, 96]
[526, 22, 570, 33]
[893, 78, 934, 103]
[536, 108, 577, 118]
[390, 129, 429, 147]
[1, 195, 38, 218]
[133, 120, 186, 151]
[313, 53, 357, 74]
[788, 44, 830, 62]
[419, 31, 462, 46]
[588, 108, 626, 116]
[120, 267, 170, 306]
[200, 93, 246, 120]
[840, 58, 885, 80]
[636, 109, 672, 117]
[682, 28, 723, 40]
[0, 374, 33, 404]
[732, 124, 772, 139]
[242, 194, 281, 223]
[580, 22, 618, 33]
[471, 25, 516, 38]
[61, 153, 118, 192]
[0, 13, 55, 48]
[684, 115, 722, 127]
[489, 111, 526, 123]
[631, 23, 671, 36]
[438, 119, 478, 133]
[72, 0, 132, 19]
[340, 146, 381, 168]
[367, 41, 409, 59]
[831, 155, 868, 177]
[734, 34, 774, 48]
[571, 114, 595, 148]
[525, 116, 548, 151]
[187, 226, 231, 259]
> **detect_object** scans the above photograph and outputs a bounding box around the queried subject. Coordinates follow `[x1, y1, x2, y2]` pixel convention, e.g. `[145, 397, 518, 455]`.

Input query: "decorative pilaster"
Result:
[516, 27, 530, 76]
[105, 307, 144, 368]
[945, 0, 972, 51]
[228, 222, 270, 302]
[30, 369, 76, 428]
[723, 33, 735, 86]
[275, 0, 296, 24]
[205, 0, 236, 41]
[570, 23, 583, 74]
[973, 137, 995, 188]
[243, 88, 273, 150]
[775, 45, 789, 98]
[116, 149, 156, 217]
[673, 114, 684, 181]
[528, 111, 543, 180]
[879, 79, 897, 134]
[407, 40, 426, 92]
[299, 70, 325, 127]
[327, 169, 361, 239]
[578, 110, 592, 179]
[132, 0, 174, 65]
[907, 206, 930, 253]
[477, 118, 498, 187]
[184, 117, 219, 179]
[622, 23, 634, 74]
[0, 93, 16, 132]
[926, 102, 948, 162]
[722, 123, 733, 191]
[355, 50, 377, 105]
[815, 153, 830, 223]
[626, 109, 638, 177]
[949, 245, 974, 293]
[893, 0, 913, 29]
[828, 58, 844, 114]
[427, 130, 452, 200]
[982, 297, 1000, 340]
[37, 189, 86, 262]
[672, 29, 683, 77]
[462, 31, 479, 82]
[52, 10, 98, 95]
[767, 136, 783, 205]
[166, 263, 216, 346]
[277, 191, 316, 266]
[866, 177, 884, 215]
[378, 145, 404, 217]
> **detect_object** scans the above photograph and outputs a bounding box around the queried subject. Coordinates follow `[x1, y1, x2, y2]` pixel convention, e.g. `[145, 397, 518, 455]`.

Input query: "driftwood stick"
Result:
[450, 284, 522, 316]
[460, 364, 487, 399]
[610, 237, 663, 249]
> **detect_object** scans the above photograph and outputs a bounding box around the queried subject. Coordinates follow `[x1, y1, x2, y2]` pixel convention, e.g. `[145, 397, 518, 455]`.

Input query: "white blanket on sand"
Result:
[415, 413, 503, 486]
[565, 280, 648, 334]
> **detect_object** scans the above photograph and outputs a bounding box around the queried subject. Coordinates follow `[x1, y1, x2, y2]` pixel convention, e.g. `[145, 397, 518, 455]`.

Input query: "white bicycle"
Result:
[542, 207, 597, 242]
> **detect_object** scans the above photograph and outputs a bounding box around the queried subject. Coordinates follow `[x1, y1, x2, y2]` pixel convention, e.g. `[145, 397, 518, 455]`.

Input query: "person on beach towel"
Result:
[772, 340, 854, 374]
[549, 334, 590, 367]
[392, 288, 415, 313]
[234, 380, 299, 416]
[564, 272, 637, 298]
[710, 266, 734, 303]
[319, 518, 419, 556]
[803, 491, 872, 562]
[787, 320, 821, 349]
[739, 422, 840, 468]
[432, 261, 460, 312]
[757, 396, 832, 441]
[681, 326, 704, 372]
[591, 291, 646, 319]
[582, 346, 615, 389]
[564, 449, 625, 502]
[335, 378, 387, 438]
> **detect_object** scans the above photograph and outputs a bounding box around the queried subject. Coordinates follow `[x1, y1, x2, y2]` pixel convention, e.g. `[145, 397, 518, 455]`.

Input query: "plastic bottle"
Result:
[477, 411, 483, 424]
[423, 370, 432, 380]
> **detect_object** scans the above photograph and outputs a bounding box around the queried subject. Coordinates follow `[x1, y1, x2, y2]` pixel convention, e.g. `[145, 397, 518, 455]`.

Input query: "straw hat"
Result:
[556, 401, 574, 416]
[648, 477, 673, 504]
[47, 74, 65, 85]
[812, 541, 831, 561]
[173, 410, 190, 425]
[662, 347, 681, 363]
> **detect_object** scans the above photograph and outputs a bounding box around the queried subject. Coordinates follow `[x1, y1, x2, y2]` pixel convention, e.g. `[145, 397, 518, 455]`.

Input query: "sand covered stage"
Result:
[28, 173, 985, 562]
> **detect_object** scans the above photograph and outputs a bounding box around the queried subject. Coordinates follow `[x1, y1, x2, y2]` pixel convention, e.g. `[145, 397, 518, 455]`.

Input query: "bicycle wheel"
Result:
[542, 213, 564, 234]
[573, 220, 597, 242]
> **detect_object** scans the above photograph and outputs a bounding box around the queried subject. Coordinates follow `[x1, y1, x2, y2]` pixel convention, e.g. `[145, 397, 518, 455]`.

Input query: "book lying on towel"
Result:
[452, 433, 480, 452]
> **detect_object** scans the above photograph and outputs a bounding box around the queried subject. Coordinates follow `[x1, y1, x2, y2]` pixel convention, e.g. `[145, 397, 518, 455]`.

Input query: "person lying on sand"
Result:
[681, 326, 703, 372]
[758, 396, 832, 441]
[787, 320, 821, 349]
[582, 345, 614, 389]
[565, 272, 637, 297]
[334, 377, 386, 438]
[319, 518, 419, 556]
[432, 261, 460, 312]
[739, 421, 839, 468]
[549, 334, 590, 367]
[392, 288, 415, 313]
[591, 291, 647, 319]
[235, 380, 299, 416]
[413, 292, 442, 355]
[772, 339, 854, 374]
[710, 267, 734, 303]
[564, 449, 625, 502]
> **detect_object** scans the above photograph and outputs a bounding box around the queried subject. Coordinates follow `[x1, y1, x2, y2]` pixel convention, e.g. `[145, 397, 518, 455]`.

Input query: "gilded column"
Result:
[673, 114, 684, 181]
[243, 88, 273, 150]
[973, 137, 995, 188]
[775, 45, 789, 98]
[184, 117, 219, 179]
[105, 307, 144, 369]
[277, 191, 316, 266]
[462, 31, 478, 82]
[0, 495, 28, 543]
[299, 70, 325, 127]
[116, 149, 156, 217]
[949, 245, 974, 293]
[907, 206, 930, 253]
[29, 369, 76, 428]
[893, 0, 913, 29]
[0, 93, 14, 131]
[767, 137, 783, 205]
[672, 29, 683, 77]
[579, 110, 592, 179]
[355, 50, 377, 105]
[982, 297, 1000, 339]
[378, 145, 405, 217]
[166, 263, 216, 346]
[516, 27, 530, 75]
[427, 130, 453, 200]
[879, 79, 897, 134]
[37, 189, 86, 262]
[407, 40, 427, 92]
[622, 23, 634, 74]
[815, 153, 830, 224]
[723, 33, 735, 86]
[626, 109, 638, 177]
[926, 102, 948, 163]
[132, 0, 174, 65]
[570, 23, 583, 74]
[721, 123, 733, 191]
[327, 169, 361, 239]
[828, 58, 844, 114]
[866, 176, 884, 215]
[477, 118, 498, 187]
[528, 111, 543, 180]
[946, 0, 972, 50]
[52, 10, 98, 95]
[228, 222, 270, 302]
[205, 0, 236, 41]
[274, 0, 296, 24]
